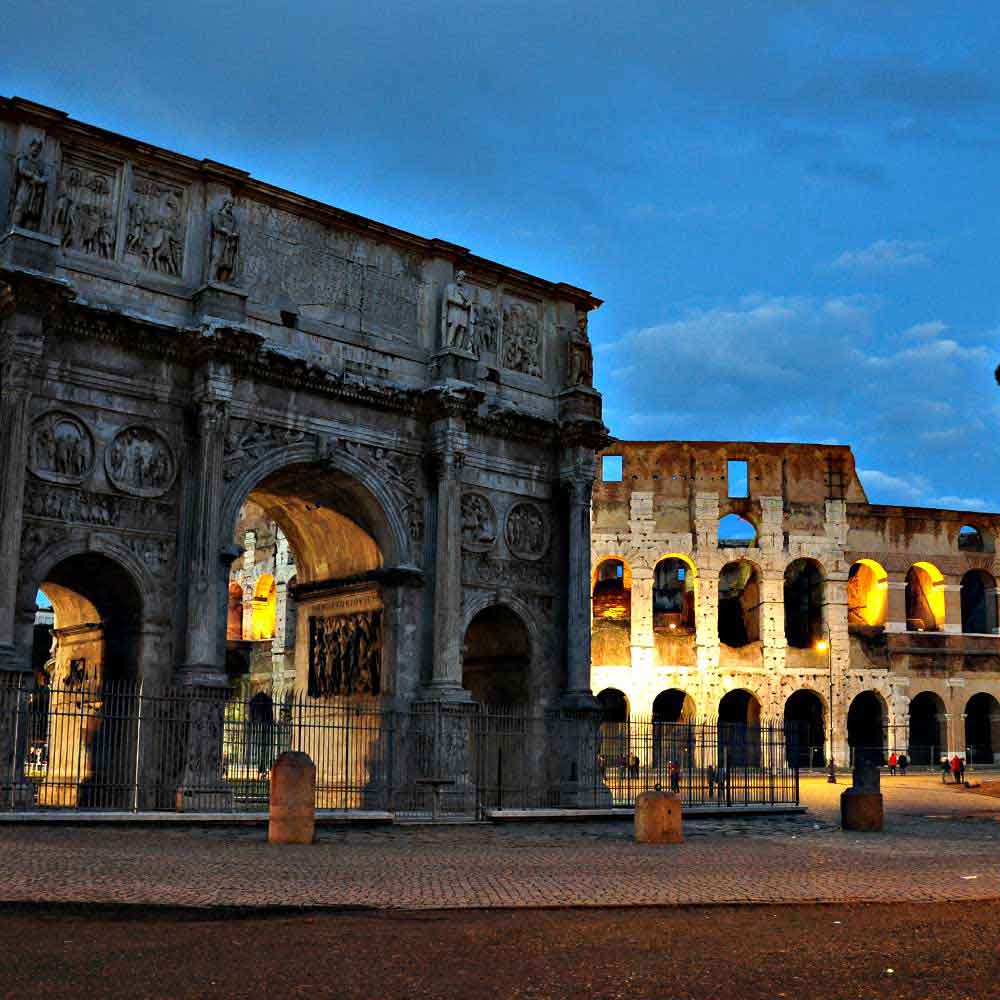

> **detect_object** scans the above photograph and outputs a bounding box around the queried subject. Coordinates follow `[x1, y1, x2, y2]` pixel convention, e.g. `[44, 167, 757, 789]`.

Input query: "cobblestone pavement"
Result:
[1, 775, 998, 910]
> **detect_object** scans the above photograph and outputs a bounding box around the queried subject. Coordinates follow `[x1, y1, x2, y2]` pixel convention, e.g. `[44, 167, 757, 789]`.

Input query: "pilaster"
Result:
[942, 583, 962, 635]
[758, 496, 784, 552]
[562, 468, 598, 705]
[885, 579, 907, 633]
[759, 573, 787, 672]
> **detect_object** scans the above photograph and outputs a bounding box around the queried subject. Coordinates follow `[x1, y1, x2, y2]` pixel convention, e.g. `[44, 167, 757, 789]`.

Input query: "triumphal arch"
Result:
[0, 97, 606, 809]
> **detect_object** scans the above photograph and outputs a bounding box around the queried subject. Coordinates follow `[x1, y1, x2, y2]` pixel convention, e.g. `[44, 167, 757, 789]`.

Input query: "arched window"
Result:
[965, 693, 1000, 764]
[652, 557, 696, 634]
[847, 559, 887, 627]
[961, 570, 997, 634]
[907, 691, 947, 765]
[251, 574, 277, 640]
[592, 557, 631, 666]
[227, 583, 244, 641]
[958, 524, 988, 552]
[847, 691, 887, 765]
[718, 560, 760, 647]
[718, 513, 756, 548]
[905, 562, 944, 632]
[783, 559, 824, 648]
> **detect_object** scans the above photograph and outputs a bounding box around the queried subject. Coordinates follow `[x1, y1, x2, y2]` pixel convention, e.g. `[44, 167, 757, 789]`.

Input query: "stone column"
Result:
[0, 315, 44, 677]
[427, 416, 468, 699]
[630, 566, 655, 672]
[942, 583, 962, 635]
[885, 579, 907, 633]
[759, 572, 787, 672]
[562, 455, 600, 707]
[695, 572, 720, 673]
[181, 368, 233, 684]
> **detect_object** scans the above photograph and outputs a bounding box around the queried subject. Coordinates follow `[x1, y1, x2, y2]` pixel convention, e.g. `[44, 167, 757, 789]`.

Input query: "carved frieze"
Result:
[502, 300, 543, 377]
[240, 202, 420, 339]
[471, 294, 499, 357]
[106, 426, 177, 497]
[24, 480, 175, 533]
[339, 439, 421, 498]
[308, 609, 382, 697]
[51, 150, 121, 259]
[464, 551, 551, 589]
[461, 492, 497, 551]
[29, 411, 95, 484]
[124, 172, 188, 277]
[223, 419, 311, 482]
[505, 502, 549, 561]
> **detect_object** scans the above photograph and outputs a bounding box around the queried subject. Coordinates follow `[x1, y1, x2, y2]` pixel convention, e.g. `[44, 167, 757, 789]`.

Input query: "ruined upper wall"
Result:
[0, 96, 600, 415]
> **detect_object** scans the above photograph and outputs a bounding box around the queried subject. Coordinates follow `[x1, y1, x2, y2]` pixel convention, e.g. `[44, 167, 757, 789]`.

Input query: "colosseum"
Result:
[590, 441, 1000, 768]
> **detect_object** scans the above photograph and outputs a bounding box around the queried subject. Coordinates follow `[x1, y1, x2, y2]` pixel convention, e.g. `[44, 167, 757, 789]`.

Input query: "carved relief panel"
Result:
[29, 411, 96, 484]
[106, 426, 177, 498]
[124, 172, 188, 277]
[51, 148, 123, 260]
[505, 501, 549, 561]
[461, 492, 497, 551]
[501, 298, 543, 377]
[308, 609, 383, 697]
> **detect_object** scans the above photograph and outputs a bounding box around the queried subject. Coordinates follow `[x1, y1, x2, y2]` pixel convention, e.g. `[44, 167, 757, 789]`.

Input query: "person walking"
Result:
[957, 756, 966, 784]
[950, 754, 963, 784]
[941, 757, 952, 784]
[898, 752, 908, 776]
[706, 764, 717, 801]
[888, 751, 897, 777]
[669, 760, 681, 794]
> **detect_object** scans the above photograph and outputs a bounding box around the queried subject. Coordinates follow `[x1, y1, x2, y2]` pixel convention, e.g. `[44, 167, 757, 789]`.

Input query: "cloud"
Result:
[901, 320, 947, 339]
[828, 239, 933, 273]
[931, 495, 989, 511]
[600, 292, 1000, 510]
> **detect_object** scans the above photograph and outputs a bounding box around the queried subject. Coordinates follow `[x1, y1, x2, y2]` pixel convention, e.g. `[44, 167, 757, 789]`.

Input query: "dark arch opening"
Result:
[462, 605, 531, 705]
[596, 688, 631, 779]
[965, 693, 1000, 764]
[961, 570, 997, 635]
[847, 691, 886, 766]
[718, 561, 760, 648]
[784, 559, 824, 649]
[652, 688, 695, 769]
[718, 689, 762, 767]
[907, 691, 947, 765]
[784, 690, 826, 768]
[958, 524, 989, 553]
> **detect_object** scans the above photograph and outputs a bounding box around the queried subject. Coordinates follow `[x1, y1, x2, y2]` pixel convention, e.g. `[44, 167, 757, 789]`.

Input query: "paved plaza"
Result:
[1, 775, 999, 911]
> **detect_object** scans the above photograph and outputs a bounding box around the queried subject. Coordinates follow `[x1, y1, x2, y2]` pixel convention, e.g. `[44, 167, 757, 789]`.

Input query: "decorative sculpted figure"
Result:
[106, 427, 176, 497]
[441, 270, 474, 353]
[309, 610, 383, 697]
[502, 303, 542, 377]
[209, 198, 240, 283]
[461, 493, 497, 548]
[125, 180, 185, 276]
[29, 412, 95, 484]
[568, 310, 594, 387]
[12, 138, 48, 231]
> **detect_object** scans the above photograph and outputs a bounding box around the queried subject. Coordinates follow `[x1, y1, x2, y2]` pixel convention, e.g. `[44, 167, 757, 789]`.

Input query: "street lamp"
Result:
[815, 630, 836, 783]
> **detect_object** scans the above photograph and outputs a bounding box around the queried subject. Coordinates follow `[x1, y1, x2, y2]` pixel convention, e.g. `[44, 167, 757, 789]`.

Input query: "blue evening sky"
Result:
[5, 2, 998, 510]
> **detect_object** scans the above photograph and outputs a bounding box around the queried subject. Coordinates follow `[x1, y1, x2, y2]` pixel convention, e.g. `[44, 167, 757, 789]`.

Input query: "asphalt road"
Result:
[3, 900, 997, 999]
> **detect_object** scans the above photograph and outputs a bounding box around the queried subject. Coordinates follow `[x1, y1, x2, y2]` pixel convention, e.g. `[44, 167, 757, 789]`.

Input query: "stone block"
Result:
[840, 788, 883, 832]
[635, 787, 683, 844]
[269, 751, 316, 845]
[0, 227, 59, 271]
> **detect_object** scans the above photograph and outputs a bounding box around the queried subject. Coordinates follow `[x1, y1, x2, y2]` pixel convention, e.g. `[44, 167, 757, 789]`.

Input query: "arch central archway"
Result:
[847, 691, 886, 766]
[784, 690, 826, 768]
[908, 691, 947, 765]
[965, 693, 1000, 764]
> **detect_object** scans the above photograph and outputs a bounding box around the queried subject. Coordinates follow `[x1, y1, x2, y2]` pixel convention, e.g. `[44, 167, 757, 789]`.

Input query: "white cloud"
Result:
[901, 320, 947, 339]
[858, 469, 930, 502]
[931, 495, 990, 511]
[828, 239, 933, 273]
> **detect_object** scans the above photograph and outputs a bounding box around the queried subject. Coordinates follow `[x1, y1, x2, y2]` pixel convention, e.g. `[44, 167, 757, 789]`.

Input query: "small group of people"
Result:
[943, 754, 966, 784]
[886, 752, 909, 776]
[706, 764, 728, 801]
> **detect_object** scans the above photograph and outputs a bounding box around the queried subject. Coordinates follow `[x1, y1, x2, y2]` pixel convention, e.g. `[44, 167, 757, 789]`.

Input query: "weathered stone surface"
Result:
[840, 789, 884, 832]
[635, 787, 683, 844]
[269, 751, 316, 845]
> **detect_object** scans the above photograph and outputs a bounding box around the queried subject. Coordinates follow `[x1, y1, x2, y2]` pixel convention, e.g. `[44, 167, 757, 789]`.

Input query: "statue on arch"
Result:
[209, 198, 240, 284]
[11, 138, 48, 231]
[567, 309, 593, 387]
[440, 270, 474, 353]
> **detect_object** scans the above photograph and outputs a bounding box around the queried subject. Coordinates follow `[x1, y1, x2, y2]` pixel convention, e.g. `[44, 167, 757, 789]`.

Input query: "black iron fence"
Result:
[0, 679, 800, 814]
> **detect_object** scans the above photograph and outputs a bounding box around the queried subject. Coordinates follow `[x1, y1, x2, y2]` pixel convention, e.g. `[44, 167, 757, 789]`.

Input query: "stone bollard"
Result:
[841, 754, 884, 833]
[269, 751, 316, 845]
[635, 786, 683, 844]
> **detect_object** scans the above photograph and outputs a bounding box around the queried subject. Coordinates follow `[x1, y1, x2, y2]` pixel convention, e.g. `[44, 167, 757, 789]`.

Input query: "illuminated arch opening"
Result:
[592, 557, 631, 667]
[783, 559, 824, 648]
[848, 559, 887, 627]
[905, 562, 945, 632]
[652, 557, 696, 634]
[718, 560, 760, 648]
[251, 574, 277, 641]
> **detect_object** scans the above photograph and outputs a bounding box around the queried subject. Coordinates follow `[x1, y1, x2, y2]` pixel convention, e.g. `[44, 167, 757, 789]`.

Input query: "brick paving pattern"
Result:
[1, 775, 999, 910]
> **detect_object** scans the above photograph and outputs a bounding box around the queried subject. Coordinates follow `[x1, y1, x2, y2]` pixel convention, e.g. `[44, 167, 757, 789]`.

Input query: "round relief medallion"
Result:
[461, 492, 497, 551]
[504, 501, 549, 561]
[105, 425, 177, 497]
[29, 411, 95, 484]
